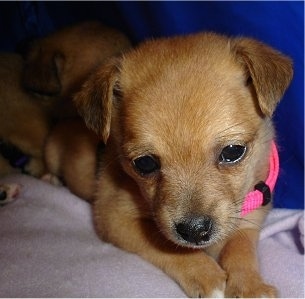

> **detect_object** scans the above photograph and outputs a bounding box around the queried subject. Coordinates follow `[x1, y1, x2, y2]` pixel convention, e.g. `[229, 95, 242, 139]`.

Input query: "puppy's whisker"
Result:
[229, 216, 263, 230]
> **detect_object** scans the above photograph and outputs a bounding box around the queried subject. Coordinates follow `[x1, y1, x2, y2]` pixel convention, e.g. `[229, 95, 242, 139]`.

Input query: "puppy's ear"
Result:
[231, 38, 293, 116]
[22, 46, 64, 97]
[73, 58, 120, 143]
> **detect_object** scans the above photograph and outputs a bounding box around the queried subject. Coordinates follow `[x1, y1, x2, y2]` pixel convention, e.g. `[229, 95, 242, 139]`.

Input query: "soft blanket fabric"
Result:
[0, 174, 304, 297]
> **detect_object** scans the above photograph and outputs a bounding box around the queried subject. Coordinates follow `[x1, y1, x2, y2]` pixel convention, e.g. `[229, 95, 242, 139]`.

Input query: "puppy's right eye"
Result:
[133, 155, 160, 176]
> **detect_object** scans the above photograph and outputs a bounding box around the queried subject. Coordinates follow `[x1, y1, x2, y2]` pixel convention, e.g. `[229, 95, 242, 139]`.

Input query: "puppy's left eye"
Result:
[219, 145, 247, 164]
[133, 155, 160, 176]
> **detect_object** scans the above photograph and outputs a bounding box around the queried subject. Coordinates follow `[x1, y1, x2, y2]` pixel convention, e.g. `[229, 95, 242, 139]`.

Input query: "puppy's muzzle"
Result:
[175, 215, 214, 246]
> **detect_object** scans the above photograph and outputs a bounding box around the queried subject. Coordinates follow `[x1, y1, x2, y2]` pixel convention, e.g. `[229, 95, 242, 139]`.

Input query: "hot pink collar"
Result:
[241, 141, 279, 217]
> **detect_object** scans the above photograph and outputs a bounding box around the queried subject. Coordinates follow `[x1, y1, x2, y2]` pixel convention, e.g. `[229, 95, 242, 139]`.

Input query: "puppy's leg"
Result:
[24, 156, 46, 177]
[218, 228, 277, 298]
[94, 176, 226, 298]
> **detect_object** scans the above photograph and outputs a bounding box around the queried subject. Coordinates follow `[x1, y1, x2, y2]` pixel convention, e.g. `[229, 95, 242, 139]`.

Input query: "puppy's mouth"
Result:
[172, 215, 220, 248]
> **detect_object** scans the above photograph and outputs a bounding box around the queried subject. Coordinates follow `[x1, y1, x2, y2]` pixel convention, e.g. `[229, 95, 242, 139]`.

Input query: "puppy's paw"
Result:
[182, 269, 226, 298]
[24, 157, 45, 177]
[177, 256, 227, 298]
[225, 270, 277, 298]
[41, 173, 63, 186]
[0, 183, 22, 205]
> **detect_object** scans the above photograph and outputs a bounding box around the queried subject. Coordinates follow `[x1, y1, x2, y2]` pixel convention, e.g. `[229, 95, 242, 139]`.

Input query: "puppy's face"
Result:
[115, 36, 272, 248]
[75, 33, 293, 249]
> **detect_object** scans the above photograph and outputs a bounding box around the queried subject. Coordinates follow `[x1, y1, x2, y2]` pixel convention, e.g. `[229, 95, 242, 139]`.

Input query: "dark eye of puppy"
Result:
[133, 155, 160, 176]
[219, 145, 247, 164]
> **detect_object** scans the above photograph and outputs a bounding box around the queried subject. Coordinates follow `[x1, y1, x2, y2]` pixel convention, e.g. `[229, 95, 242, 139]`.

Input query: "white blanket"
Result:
[0, 174, 304, 297]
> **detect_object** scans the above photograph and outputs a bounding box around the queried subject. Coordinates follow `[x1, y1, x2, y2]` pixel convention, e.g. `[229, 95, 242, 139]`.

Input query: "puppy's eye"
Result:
[219, 145, 247, 164]
[133, 155, 160, 176]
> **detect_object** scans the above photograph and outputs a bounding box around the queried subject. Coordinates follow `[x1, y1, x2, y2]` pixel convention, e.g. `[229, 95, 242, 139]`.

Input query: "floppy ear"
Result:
[73, 58, 120, 143]
[22, 43, 64, 97]
[231, 38, 293, 116]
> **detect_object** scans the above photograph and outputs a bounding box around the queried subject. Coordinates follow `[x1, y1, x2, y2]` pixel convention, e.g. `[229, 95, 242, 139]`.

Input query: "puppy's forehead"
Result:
[119, 33, 258, 148]
[121, 33, 244, 91]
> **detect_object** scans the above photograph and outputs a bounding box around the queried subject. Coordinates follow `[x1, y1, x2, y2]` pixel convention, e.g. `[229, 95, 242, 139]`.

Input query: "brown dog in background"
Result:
[1, 21, 131, 203]
[45, 32, 293, 297]
[0, 53, 50, 203]
[44, 119, 99, 201]
[21, 21, 131, 119]
[0, 53, 50, 177]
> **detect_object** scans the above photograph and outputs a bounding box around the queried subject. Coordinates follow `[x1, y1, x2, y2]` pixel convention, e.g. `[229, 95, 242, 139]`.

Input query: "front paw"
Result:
[175, 255, 227, 298]
[41, 173, 63, 186]
[225, 270, 277, 298]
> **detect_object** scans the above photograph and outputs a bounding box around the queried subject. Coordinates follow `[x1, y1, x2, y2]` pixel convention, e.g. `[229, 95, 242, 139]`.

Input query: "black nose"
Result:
[175, 216, 213, 245]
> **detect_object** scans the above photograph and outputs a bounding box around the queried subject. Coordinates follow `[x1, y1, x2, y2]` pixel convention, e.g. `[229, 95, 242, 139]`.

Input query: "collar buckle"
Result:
[241, 141, 279, 217]
[254, 181, 271, 206]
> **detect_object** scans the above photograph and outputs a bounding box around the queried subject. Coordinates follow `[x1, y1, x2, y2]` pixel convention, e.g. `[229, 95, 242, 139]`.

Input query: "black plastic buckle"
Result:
[254, 181, 271, 206]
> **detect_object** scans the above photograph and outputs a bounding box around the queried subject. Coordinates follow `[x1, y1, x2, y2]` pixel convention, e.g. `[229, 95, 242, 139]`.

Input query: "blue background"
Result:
[0, 1, 303, 209]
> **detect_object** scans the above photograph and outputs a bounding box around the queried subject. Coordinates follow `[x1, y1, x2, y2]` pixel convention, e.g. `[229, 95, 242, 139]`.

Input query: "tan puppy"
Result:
[0, 53, 51, 203]
[21, 21, 131, 119]
[45, 32, 293, 297]
[44, 118, 99, 201]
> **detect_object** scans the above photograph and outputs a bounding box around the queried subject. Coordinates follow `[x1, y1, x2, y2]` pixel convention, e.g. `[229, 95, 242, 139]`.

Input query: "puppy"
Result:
[45, 32, 293, 297]
[44, 118, 99, 201]
[21, 21, 131, 119]
[0, 53, 51, 203]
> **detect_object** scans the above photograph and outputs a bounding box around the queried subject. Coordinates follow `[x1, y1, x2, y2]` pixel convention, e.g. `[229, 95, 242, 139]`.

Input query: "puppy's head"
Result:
[20, 21, 131, 118]
[75, 33, 293, 248]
